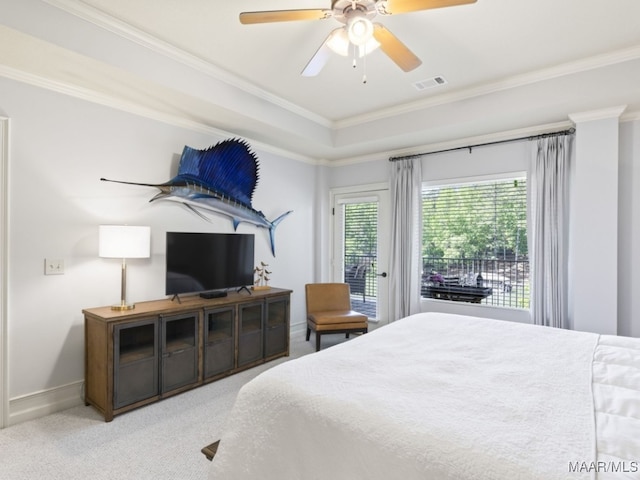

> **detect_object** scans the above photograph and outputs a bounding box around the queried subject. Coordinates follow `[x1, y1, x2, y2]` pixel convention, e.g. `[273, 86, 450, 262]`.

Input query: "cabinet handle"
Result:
[163, 348, 188, 358]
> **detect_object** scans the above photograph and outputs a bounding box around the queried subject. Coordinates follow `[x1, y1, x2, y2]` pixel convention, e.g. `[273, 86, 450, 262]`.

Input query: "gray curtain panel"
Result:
[389, 158, 423, 321]
[528, 135, 571, 328]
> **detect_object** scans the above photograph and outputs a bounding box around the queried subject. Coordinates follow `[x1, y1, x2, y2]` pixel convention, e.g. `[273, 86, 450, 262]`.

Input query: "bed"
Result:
[208, 312, 640, 479]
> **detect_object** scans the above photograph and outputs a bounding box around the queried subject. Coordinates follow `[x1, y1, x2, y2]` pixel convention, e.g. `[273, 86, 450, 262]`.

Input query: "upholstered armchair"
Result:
[305, 283, 368, 352]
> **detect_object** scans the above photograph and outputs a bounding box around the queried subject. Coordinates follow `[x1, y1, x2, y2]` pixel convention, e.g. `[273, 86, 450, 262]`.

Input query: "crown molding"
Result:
[326, 120, 576, 167]
[622, 110, 640, 122]
[329, 110, 640, 166]
[41, 0, 332, 130]
[0, 63, 317, 165]
[569, 105, 628, 124]
[4, 53, 638, 169]
[336, 45, 640, 129]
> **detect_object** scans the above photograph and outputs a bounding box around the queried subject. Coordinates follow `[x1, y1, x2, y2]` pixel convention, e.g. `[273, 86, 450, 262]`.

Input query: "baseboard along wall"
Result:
[8, 381, 84, 427]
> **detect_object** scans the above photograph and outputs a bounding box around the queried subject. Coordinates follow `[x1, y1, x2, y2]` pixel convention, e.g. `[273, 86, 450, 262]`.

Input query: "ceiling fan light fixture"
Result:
[326, 28, 350, 56]
[357, 37, 381, 58]
[347, 15, 374, 46]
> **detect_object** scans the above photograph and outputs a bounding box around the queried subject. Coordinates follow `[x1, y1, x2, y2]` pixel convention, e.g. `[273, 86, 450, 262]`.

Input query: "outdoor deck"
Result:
[351, 296, 377, 319]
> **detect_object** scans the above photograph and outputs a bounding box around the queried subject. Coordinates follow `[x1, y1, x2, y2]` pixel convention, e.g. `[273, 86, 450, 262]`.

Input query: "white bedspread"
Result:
[209, 313, 634, 480]
[592, 335, 640, 479]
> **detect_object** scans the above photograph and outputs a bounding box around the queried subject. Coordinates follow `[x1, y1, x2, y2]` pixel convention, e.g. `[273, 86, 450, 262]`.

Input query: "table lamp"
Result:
[99, 225, 151, 311]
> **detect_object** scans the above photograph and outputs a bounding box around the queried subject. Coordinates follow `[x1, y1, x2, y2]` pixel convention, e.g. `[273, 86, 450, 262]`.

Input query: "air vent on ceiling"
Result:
[413, 76, 448, 91]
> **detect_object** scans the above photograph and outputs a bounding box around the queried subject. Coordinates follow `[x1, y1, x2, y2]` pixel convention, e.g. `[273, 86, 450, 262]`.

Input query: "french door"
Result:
[331, 185, 390, 324]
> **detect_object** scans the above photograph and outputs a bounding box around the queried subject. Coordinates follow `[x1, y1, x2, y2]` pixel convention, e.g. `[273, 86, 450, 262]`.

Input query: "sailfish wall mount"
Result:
[101, 138, 292, 256]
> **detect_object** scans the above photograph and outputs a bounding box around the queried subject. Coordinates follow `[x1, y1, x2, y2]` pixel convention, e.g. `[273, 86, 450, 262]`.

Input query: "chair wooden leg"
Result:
[306, 326, 311, 341]
[345, 333, 350, 339]
[315, 332, 321, 352]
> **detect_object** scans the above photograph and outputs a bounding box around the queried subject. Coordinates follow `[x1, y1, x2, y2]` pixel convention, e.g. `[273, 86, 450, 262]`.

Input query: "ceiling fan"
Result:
[240, 0, 477, 77]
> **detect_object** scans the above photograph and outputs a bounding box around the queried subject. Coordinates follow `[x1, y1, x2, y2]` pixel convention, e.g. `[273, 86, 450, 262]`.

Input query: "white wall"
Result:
[618, 118, 640, 337]
[569, 109, 624, 335]
[0, 76, 316, 424]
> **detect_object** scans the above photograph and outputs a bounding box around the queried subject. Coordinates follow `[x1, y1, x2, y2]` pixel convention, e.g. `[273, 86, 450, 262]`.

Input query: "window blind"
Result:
[421, 177, 529, 309]
[344, 202, 378, 259]
[422, 178, 527, 260]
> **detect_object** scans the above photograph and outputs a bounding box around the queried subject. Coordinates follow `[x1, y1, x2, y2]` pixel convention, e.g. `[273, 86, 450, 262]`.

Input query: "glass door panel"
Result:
[238, 302, 264, 366]
[265, 296, 289, 358]
[114, 319, 158, 409]
[204, 307, 235, 378]
[161, 313, 198, 393]
[333, 188, 390, 324]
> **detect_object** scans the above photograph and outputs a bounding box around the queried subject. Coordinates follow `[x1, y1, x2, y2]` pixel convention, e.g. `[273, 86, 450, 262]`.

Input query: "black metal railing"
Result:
[344, 254, 378, 300]
[342, 254, 530, 309]
[422, 256, 530, 309]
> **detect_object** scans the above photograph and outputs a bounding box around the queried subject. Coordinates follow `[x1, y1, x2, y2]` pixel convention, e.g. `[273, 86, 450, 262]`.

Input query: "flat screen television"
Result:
[165, 232, 255, 297]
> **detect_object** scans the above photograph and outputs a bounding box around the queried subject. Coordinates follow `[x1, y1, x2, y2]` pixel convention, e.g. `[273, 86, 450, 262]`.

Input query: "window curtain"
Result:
[389, 158, 423, 321]
[528, 135, 571, 328]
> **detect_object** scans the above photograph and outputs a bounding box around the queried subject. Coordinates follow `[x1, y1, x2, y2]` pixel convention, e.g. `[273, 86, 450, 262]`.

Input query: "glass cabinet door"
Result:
[265, 296, 289, 358]
[238, 301, 264, 367]
[161, 312, 198, 393]
[204, 307, 235, 378]
[114, 319, 158, 409]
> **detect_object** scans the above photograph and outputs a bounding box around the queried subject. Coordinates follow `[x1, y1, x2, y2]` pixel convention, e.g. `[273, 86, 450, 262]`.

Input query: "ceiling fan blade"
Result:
[385, 0, 476, 15]
[301, 31, 337, 77]
[373, 24, 422, 72]
[239, 9, 329, 25]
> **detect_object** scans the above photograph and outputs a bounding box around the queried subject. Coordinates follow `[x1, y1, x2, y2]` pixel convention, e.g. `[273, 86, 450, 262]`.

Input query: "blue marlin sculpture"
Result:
[101, 138, 292, 256]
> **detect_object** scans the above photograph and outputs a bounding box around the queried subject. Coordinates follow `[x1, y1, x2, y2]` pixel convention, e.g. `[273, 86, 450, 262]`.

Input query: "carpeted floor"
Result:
[0, 331, 353, 480]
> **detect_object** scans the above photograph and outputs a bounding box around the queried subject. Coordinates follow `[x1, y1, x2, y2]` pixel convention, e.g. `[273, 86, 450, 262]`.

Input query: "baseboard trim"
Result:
[8, 381, 84, 426]
[290, 321, 306, 335]
[7, 326, 307, 427]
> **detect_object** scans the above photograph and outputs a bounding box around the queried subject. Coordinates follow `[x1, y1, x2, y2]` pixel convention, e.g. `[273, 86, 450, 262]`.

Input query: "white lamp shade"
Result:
[347, 16, 374, 46]
[326, 24, 380, 58]
[99, 225, 151, 259]
[358, 37, 380, 57]
[326, 28, 350, 57]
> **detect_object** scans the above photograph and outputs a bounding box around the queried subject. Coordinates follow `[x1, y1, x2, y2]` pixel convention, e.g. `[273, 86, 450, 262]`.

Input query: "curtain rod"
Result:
[388, 127, 575, 162]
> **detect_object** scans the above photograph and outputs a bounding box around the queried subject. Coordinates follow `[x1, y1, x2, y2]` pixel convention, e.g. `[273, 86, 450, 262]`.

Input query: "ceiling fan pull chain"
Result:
[352, 43, 357, 68]
[362, 44, 368, 84]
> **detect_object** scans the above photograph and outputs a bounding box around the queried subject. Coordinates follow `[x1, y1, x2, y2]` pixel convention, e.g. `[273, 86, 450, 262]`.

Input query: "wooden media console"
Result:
[83, 288, 291, 421]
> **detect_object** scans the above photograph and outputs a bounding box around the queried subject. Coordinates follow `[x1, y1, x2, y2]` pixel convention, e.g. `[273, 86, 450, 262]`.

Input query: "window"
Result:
[421, 176, 529, 308]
